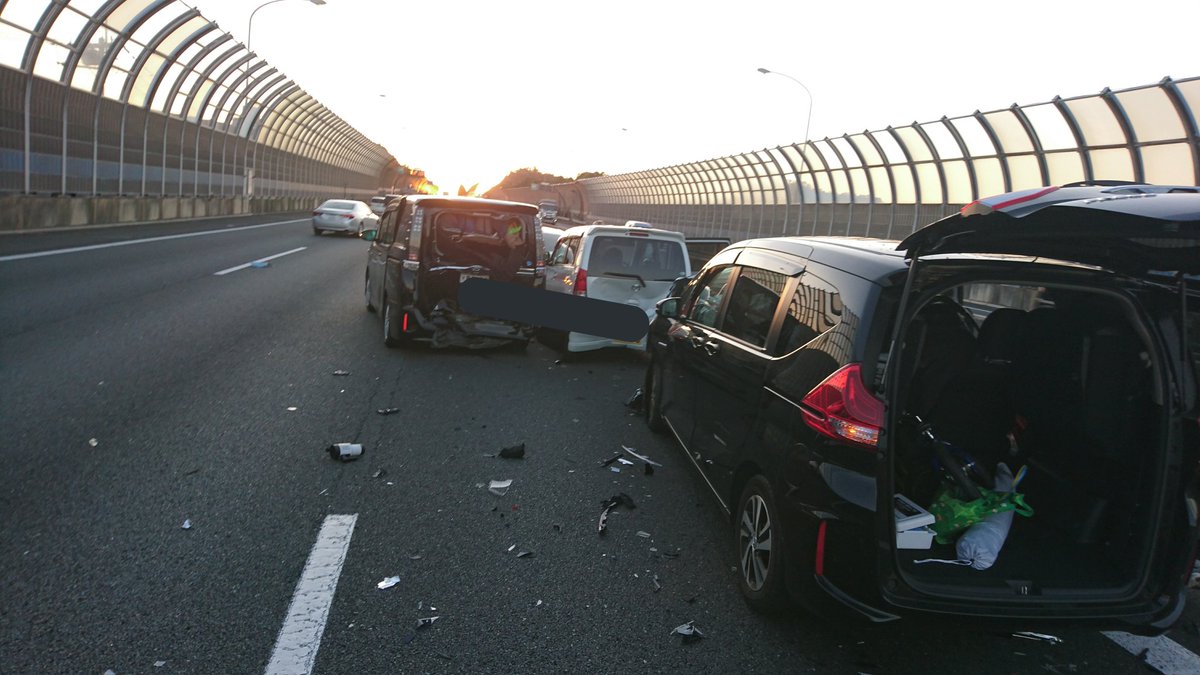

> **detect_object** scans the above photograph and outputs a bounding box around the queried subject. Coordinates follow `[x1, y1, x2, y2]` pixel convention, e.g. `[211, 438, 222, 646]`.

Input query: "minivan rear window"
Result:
[432, 210, 533, 267]
[590, 235, 686, 281]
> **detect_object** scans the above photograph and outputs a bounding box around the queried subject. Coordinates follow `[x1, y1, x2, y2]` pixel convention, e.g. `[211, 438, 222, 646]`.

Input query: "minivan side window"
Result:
[688, 266, 735, 328]
[378, 210, 398, 245]
[776, 270, 843, 356]
[550, 237, 577, 266]
[393, 202, 412, 255]
[722, 266, 788, 348]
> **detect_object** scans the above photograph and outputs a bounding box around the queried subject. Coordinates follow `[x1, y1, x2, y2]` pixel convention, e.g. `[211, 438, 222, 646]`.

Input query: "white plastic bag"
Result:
[955, 462, 1015, 570]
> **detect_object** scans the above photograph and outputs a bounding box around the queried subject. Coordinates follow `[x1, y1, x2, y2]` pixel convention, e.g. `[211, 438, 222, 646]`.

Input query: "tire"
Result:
[645, 360, 667, 433]
[735, 475, 789, 612]
[313, 227, 322, 236]
[365, 274, 376, 313]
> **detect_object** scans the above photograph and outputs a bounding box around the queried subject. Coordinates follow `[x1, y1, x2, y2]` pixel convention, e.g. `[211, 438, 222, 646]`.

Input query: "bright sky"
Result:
[189, 0, 1198, 194]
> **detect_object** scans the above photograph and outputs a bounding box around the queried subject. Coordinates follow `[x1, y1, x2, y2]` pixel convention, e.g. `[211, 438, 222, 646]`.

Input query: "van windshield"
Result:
[589, 235, 687, 281]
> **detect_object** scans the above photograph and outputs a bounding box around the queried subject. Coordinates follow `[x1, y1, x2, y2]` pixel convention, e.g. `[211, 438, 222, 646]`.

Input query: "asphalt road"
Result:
[2, 214, 1198, 674]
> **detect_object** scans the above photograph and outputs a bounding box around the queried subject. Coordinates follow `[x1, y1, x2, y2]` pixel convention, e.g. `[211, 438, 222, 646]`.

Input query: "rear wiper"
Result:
[602, 271, 647, 287]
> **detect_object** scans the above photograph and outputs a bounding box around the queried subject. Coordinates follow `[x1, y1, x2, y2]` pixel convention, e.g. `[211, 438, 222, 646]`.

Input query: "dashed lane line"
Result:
[264, 514, 358, 675]
[1103, 630, 1200, 674]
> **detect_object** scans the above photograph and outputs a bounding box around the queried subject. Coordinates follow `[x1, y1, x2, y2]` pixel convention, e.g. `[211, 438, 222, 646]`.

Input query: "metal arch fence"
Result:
[0, 0, 395, 199]
[573, 76, 1200, 242]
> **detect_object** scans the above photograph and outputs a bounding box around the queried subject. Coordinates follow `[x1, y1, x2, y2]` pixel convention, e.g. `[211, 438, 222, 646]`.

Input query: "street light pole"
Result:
[757, 67, 813, 149]
[248, 0, 325, 58]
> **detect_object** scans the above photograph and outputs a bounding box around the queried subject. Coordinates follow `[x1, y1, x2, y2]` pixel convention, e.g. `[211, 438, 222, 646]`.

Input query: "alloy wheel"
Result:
[738, 494, 773, 592]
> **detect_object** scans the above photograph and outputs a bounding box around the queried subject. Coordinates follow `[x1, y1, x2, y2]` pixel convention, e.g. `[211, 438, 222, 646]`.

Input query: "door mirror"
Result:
[361, 228, 378, 241]
[656, 297, 680, 319]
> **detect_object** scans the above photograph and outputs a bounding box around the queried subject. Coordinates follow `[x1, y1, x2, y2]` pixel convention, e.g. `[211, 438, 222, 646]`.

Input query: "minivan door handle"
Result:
[702, 341, 720, 356]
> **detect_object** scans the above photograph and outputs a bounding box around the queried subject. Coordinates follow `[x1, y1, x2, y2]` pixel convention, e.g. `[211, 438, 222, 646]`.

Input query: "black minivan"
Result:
[364, 196, 544, 348]
[644, 184, 1199, 634]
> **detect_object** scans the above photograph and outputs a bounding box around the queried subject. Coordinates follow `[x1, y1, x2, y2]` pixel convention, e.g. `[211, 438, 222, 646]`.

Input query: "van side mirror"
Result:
[361, 228, 378, 241]
[656, 297, 681, 319]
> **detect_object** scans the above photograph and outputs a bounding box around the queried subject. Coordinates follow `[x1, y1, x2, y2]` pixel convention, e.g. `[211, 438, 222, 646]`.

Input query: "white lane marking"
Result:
[0, 219, 306, 262]
[213, 247, 307, 276]
[1102, 631, 1200, 674]
[265, 514, 358, 675]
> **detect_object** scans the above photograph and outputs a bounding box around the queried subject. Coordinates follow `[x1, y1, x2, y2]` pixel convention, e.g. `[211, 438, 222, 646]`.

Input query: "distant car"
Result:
[542, 223, 690, 352]
[370, 194, 404, 216]
[313, 199, 377, 236]
[541, 225, 565, 259]
[538, 199, 559, 226]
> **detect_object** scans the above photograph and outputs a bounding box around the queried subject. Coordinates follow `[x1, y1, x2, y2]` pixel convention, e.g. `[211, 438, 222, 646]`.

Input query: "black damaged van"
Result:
[364, 196, 544, 348]
[644, 183, 1199, 634]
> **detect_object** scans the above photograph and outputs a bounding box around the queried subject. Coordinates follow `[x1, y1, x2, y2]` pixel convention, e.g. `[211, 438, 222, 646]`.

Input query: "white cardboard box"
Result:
[894, 493, 935, 531]
[897, 525, 935, 550]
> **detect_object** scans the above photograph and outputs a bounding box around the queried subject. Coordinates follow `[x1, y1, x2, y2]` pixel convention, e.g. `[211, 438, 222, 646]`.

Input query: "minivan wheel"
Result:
[646, 360, 666, 433]
[736, 475, 788, 612]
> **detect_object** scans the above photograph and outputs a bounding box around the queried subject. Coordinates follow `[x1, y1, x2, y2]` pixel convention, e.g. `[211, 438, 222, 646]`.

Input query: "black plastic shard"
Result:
[498, 443, 526, 459]
[598, 493, 637, 535]
[377, 408, 400, 415]
[599, 452, 623, 468]
[625, 387, 645, 411]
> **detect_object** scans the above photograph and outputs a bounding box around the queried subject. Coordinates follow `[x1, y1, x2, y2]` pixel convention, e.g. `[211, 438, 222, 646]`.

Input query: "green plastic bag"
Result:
[929, 483, 1034, 545]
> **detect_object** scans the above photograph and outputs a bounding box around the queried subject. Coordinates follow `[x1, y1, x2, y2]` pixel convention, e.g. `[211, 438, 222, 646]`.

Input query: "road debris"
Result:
[610, 467, 621, 474]
[488, 479, 513, 496]
[407, 553, 423, 560]
[332, 370, 350, 376]
[497, 443, 526, 459]
[88, 438, 99, 447]
[621, 445, 663, 467]
[181, 519, 192, 530]
[652, 575, 662, 593]
[671, 621, 705, 644]
[535, 599, 543, 607]
[637, 531, 651, 538]
[250, 260, 270, 268]
[598, 493, 637, 535]
[625, 387, 645, 411]
[327, 443, 363, 462]
[517, 550, 534, 558]
[1012, 631, 1062, 644]
[415, 616, 439, 629]
[376, 408, 400, 415]
[617, 458, 634, 466]
[153, 661, 166, 667]
[286, 406, 298, 412]
[377, 576, 401, 590]
[599, 452, 623, 467]
[372, 468, 387, 479]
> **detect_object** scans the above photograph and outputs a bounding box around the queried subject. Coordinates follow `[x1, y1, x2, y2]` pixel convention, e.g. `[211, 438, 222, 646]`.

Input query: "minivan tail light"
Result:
[800, 363, 885, 449]
[574, 268, 588, 296]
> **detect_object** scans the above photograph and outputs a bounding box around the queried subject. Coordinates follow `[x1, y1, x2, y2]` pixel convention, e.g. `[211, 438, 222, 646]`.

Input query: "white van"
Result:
[543, 223, 691, 352]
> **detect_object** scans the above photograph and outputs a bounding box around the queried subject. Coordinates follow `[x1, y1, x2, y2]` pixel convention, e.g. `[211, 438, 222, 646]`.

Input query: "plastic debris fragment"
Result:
[636, 531, 651, 538]
[671, 621, 705, 643]
[652, 575, 662, 593]
[497, 443, 526, 459]
[488, 479, 513, 496]
[154, 662, 166, 668]
[517, 551, 534, 558]
[625, 387, 645, 411]
[508, 544, 516, 552]
[621, 445, 663, 467]
[327, 443, 364, 462]
[286, 406, 298, 412]
[88, 438, 99, 447]
[535, 599, 543, 607]
[372, 468, 386, 479]
[600, 452, 622, 467]
[617, 458, 634, 466]
[377, 575, 401, 590]
[250, 260, 270, 268]
[663, 551, 680, 559]
[407, 553, 422, 560]
[181, 519, 191, 530]
[598, 493, 637, 534]
[332, 370, 350, 376]
[376, 408, 400, 415]
[1012, 631, 1062, 644]
[415, 616, 439, 629]
[610, 467, 621, 473]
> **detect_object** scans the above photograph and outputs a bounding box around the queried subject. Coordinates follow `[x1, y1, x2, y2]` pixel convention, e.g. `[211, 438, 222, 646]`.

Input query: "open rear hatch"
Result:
[423, 206, 540, 346]
[880, 186, 1200, 624]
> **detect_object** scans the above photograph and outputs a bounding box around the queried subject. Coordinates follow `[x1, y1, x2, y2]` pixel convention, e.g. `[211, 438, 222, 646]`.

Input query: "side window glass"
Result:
[549, 238, 570, 265]
[723, 267, 788, 348]
[687, 266, 735, 329]
[775, 270, 843, 356]
[379, 211, 397, 245]
[394, 204, 412, 253]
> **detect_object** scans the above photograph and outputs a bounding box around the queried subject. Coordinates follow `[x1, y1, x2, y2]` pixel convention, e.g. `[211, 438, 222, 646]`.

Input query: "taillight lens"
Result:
[343, 213, 354, 219]
[573, 268, 588, 296]
[800, 363, 885, 449]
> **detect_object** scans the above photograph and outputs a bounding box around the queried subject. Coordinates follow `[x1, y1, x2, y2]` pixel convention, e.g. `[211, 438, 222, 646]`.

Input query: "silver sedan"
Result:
[312, 199, 378, 236]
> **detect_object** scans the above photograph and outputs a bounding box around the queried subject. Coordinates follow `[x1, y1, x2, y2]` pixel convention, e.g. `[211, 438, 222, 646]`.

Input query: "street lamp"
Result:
[757, 67, 813, 149]
[248, 0, 325, 56]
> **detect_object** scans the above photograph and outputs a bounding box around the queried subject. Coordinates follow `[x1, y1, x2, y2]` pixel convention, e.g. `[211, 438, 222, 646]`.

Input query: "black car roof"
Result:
[733, 236, 909, 282]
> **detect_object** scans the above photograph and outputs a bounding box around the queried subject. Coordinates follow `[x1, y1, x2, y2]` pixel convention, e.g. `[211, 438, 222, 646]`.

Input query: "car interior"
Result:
[892, 281, 1165, 599]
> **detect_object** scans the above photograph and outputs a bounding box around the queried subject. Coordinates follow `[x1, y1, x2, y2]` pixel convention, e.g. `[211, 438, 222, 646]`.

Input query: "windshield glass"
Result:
[322, 200, 358, 210]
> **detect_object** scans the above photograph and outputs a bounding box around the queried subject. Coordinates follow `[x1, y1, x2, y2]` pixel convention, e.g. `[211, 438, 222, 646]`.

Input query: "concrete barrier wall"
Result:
[0, 195, 322, 232]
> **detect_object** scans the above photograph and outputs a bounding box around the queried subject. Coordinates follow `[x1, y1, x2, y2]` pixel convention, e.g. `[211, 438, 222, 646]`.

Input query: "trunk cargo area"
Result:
[889, 278, 1169, 604]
